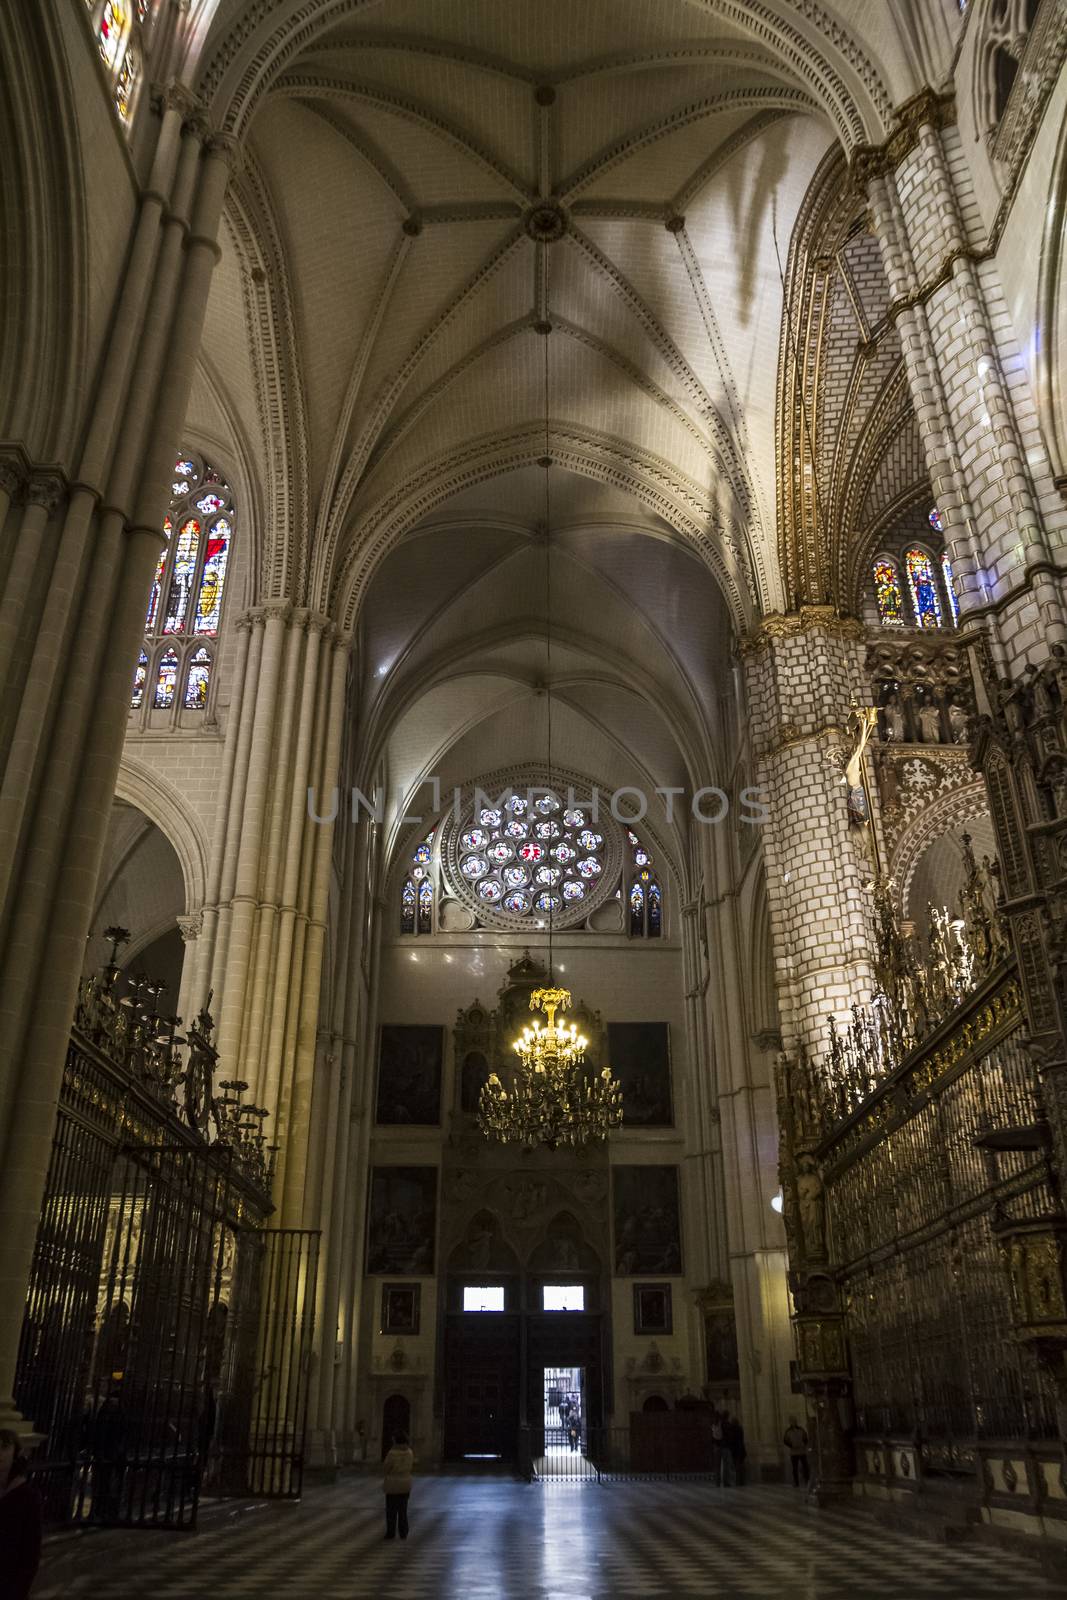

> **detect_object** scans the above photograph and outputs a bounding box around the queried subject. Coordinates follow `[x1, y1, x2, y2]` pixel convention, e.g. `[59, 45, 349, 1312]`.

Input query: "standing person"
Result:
[724, 1413, 746, 1486]
[382, 1430, 415, 1542]
[709, 1411, 724, 1481]
[783, 1417, 810, 1487]
[0, 1429, 43, 1600]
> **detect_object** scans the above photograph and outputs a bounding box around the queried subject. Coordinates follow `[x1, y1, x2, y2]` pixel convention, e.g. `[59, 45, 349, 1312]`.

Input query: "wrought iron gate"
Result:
[14, 953, 318, 1529]
[210, 1228, 319, 1499]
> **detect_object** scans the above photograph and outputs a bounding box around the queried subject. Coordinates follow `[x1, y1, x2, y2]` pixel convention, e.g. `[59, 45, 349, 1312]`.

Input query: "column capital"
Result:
[25, 471, 67, 516]
[736, 606, 865, 658]
[849, 88, 956, 186]
[176, 912, 202, 943]
[0, 447, 30, 500]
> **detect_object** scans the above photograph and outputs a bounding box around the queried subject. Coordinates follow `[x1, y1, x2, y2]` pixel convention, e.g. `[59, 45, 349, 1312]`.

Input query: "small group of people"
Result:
[708, 1409, 745, 1485]
[558, 1393, 582, 1452]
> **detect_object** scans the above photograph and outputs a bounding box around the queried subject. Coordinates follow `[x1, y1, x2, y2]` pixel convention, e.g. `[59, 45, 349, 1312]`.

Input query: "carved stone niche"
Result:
[624, 1340, 685, 1412]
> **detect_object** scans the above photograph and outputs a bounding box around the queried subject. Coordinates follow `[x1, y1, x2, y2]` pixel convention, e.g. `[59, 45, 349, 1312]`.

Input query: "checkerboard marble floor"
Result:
[35, 1476, 1065, 1600]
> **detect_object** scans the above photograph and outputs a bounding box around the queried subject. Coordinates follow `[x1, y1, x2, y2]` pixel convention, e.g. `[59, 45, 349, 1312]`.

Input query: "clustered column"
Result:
[0, 91, 238, 1425]
[184, 605, 350, 1228]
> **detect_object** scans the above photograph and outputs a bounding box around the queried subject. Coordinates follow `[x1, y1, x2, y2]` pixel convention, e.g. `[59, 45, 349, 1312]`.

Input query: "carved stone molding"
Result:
[849, 89, 956, 185]
[737, 606, 865, 656]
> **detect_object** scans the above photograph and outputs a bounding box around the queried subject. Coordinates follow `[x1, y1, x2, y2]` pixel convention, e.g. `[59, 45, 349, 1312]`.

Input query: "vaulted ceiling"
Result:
[181, 1, 936, 880]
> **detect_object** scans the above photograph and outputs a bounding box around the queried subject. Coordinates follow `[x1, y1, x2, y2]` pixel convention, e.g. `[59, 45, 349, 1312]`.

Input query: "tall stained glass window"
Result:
[87, 0, 153, 125]
[401, 833, 435, 935]
[905, 548, 943, 629]
[627, 829, 662, 938]
[131, 651, 148, 711]
[154, 650, 178, 709]
[873, 559, 905, 626]
[134, 448, 237, 723]
[941, 553, 961, 625]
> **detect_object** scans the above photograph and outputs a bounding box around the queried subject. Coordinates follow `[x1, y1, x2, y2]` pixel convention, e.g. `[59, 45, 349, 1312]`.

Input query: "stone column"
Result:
[739, 609, 877, 1059]
[697, 818, 793, 1474]
[186, 614, 350, 1225]
[0, 94, 238, 1425]
[174, 911, 203, 1030]
[857, 91, 1067, 666]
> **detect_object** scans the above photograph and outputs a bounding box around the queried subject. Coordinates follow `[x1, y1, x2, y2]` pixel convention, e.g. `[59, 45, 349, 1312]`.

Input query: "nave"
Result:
[34, 1478, 1064, 1600]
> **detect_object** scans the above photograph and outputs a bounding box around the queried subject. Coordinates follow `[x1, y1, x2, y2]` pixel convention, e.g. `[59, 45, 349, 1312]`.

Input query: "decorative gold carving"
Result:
[850, 89, 956, 185]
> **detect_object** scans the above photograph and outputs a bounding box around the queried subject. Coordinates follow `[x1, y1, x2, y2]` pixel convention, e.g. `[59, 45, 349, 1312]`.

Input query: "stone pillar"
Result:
[696, 820, 793, 1474]
[857, 90, 1067, 666]
[0, 93, 238, 1426]
[186, 612, 350, 1222]
[739, 609, 877, 1059]
[174, 911, 203, 1030]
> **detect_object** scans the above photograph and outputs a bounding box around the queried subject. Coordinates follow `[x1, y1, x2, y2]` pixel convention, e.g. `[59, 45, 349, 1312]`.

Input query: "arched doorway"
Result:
[381, 1393, 410, 1459]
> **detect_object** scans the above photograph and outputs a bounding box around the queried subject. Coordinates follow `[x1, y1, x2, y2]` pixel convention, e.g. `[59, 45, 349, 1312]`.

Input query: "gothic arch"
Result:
[114, 756, 211, 912]
[327, 427, 757, 635]
[0, 0, 87, 464]
[889, 777, 992, 918]
[194, 1, 893, 151]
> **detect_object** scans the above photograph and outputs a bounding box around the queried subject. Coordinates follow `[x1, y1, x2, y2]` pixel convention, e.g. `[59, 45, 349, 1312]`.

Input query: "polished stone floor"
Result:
[35, 1476, 1064, 1599]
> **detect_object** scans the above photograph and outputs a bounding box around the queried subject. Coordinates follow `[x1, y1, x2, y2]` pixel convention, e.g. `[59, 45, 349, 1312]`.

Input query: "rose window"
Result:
[443, 785, 622, 929]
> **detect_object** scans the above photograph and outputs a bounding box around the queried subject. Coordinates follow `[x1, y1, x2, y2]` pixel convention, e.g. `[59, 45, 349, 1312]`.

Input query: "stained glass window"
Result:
[184, 648, 211, 710]
[137, 448, 237, 721]
[401, 833, 436, 935]
[145, 549, 165, 630]
[194, 519, 230, 634]
[163, 519, 201, 633]
[114, 48, 138, 123]
[905, 548, 943, 629]
[86, 0, 152, 130]
[454, 792, 605, 922]
[873, 559, 904, 626]
[941, 553, 961, 626]
[929, 506, 944, 534]
[131, 651, 147, 711]
[98, 2, 130, 68]
[154, 650, 178, 709]
[626, 828, 662, 938]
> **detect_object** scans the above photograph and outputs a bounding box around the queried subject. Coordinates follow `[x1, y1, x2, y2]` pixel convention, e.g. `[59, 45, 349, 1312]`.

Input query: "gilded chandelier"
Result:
[478, 986, 623, 1148]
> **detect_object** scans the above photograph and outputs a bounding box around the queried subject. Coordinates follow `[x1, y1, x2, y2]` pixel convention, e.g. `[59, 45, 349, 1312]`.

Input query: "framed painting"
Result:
[376, 1024, 443, 1125]
[366, 1166, 438, 1275]
[612, 1164, 682, 1275]
[633, 1282, 672, 1335]
[381, 1283, 420, 1336]
[607, 1023, 673, 1126]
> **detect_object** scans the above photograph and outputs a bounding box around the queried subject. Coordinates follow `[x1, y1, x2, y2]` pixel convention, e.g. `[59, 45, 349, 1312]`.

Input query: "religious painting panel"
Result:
[366, 1167, 438, 1275]
[633, 1283, 672, 1335]
[376, 1025, 443, 1125]
[612, 1165, 682, 1275]
[381, 1283, 421, 1336]
[607, 1022, 673, 1126]
[705, 1310, 740, 1382]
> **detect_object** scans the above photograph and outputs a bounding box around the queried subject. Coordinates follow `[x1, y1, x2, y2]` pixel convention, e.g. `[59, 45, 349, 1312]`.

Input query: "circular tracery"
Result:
[444, 784, 622, 930]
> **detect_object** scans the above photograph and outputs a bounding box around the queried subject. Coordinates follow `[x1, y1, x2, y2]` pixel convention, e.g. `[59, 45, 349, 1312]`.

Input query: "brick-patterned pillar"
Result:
[740, 609, 877, 1061]
[858, 92, 1067, 667]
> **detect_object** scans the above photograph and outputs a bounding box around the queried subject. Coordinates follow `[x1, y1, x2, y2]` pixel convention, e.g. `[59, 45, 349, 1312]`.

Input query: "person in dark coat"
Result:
[723, 1413, 746, 1485]
[783, 1418, 810, 1486]
[0, 1428, 43, 1600]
